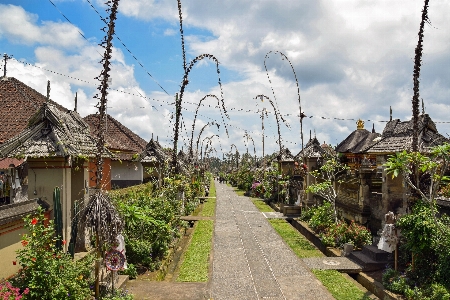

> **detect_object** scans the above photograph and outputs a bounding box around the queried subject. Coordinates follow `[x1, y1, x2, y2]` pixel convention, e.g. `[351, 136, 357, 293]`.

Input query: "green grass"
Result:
[269, 219, 323, 258]
[200, 178, 216, 217]
[209, 177, 216, 197]
[177, 220, 214, 282]
[234, 188, 245, 196]
[251, 199, 275, 212]
[312, 270, 373, 300]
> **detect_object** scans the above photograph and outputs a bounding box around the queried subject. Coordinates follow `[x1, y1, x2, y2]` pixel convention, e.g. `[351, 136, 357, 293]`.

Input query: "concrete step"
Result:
[362, 245, 392, 261]
[347, 251, 390, 272]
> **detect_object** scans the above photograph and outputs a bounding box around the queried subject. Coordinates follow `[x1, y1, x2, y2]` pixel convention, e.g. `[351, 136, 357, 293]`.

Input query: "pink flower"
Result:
[62, 240, 67, 245]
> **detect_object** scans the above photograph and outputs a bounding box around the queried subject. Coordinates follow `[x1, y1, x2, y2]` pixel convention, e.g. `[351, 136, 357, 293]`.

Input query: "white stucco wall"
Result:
[111, 161, 143, 182]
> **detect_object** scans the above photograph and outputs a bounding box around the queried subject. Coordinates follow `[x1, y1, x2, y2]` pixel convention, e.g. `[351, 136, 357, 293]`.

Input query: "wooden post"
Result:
[95, 234, 100, 298]
[395, 244, 398, 271]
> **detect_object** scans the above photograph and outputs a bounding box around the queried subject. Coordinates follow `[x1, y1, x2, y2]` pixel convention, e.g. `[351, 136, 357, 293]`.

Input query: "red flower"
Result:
[12, 261, 16, 265]
[62, 240, 67, 245]
[21, 240, 28, 247]
[31, 218, 38, 225]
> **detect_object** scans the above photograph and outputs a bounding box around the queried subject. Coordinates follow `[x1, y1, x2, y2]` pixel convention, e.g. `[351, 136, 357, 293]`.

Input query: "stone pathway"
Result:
[302, 257, 362, 273]
[211, 182, 334, 300]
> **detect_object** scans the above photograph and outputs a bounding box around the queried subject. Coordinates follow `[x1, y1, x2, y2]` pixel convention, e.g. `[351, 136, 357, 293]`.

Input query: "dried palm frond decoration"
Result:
[172, 0, 227, 173]
[76, 0, 122, 297]
[78, 191, 123, 248]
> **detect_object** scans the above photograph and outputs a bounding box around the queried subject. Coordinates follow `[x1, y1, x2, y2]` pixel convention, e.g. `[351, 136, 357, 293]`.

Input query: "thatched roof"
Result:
[335, 129, 381, 154]
[276, 147, 295, 162]
[366, 114, 449, 154]
[138, 138, 168, 163]
[0, 103, 99, 159]
[296, 137, 329, 160]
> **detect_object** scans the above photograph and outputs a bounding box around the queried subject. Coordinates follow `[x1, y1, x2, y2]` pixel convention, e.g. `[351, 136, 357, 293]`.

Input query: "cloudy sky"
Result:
[0, 0, 449, 158]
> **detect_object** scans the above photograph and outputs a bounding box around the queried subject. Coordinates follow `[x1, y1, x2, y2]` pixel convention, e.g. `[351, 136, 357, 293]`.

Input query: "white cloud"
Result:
[0, 4, 85, 48]
[163, 28, 177, 36]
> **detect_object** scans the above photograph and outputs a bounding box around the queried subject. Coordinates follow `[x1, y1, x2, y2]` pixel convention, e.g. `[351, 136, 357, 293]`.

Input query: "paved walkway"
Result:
[211, 181, 334, 300]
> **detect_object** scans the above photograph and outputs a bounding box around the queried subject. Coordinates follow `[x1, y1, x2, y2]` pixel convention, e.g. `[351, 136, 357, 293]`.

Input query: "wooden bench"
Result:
[179, 215, 212, 227]
[196, 196, 216, 203]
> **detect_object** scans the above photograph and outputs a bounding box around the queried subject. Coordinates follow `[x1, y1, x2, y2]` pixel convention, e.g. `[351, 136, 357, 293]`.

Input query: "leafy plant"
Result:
[306, 157, 350, 222]
[383, 268, 410, 294]
[384, 144, 450, 232]
[396, 200, 450, 288]
[11, 207, 94, 300]
[307, 202, 334, 233]
[299, 205, 317, 222]
[119, 263, 137, 280]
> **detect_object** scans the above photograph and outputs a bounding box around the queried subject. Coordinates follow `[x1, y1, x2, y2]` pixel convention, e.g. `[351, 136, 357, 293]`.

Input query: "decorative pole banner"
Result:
[105, 249, 125, 271]
[105, 234, 127, 271]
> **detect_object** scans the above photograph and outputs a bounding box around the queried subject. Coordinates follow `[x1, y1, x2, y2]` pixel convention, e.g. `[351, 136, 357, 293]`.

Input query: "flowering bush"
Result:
[319, 220, 372, 249]
[250, 181, 264, 198]
[0, 281, 29, 299]
[11, 207, 94, 300]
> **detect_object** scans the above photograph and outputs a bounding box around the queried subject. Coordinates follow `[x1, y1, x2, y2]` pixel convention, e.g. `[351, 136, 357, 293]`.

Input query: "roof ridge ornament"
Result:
[46, 80, 50, 102]
[2, 53, 12, 78]
[356, 119, 365, 130]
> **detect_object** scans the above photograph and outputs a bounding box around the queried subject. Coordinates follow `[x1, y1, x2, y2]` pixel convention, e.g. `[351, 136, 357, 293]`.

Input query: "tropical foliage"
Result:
[381, 142, 450, 297]
[10, 208, 94, 300]
[300, 202, 371, 249]
[305, 157, 350, 222]
[109, 172, 205, 271]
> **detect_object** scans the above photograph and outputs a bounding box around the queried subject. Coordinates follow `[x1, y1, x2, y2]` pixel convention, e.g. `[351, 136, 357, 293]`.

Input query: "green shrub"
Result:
[396, 201, 450, 287]
[404, 283, 450, 300]
[299, 205, 317, 222]
[382, 268, 409, 295]
[307, 202, 334, 233]
[119, 263, 137, 280]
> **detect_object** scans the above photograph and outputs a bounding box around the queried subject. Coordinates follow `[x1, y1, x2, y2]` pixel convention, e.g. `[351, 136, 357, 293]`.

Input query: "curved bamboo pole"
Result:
[264, 51, 305, 158]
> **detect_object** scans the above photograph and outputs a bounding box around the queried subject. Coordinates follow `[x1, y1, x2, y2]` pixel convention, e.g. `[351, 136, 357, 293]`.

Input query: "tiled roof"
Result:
[84, 114, 147, 161]
[0, 158, 23, 169]
[335, 129, 381, 154]
[366, 114, 449, 153]
[0, 77, 68, 144]
[0, 103, 99, 158]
